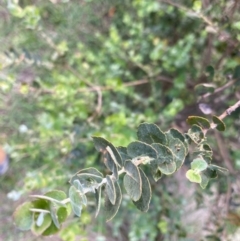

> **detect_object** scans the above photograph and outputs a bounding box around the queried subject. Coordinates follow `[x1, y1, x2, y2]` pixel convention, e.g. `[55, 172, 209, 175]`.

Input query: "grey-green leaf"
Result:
[73, 179, 87, 206]
[137, 122, 167, 145]
[127, 141, 157, 159]
[92, 136, 123, 167]
[94, 187, 102, 218]
[69, 186, 82, 217]
[104, 181, 122, 222]
[123, 162, 142, 201]
[133, 168, 152, 212]
[187, 124, 205, 144]
[106, 175, 116, 205]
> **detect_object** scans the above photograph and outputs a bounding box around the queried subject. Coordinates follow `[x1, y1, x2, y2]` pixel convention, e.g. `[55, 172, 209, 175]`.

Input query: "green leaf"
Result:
[106, 175, 116, 205]
[187, 124, 204, 144]
[69, 186, 82, 217]
[70, 168, 103, 193]
[167, 136, 186, 169]
[205, 65, 215, 79]
[191, 158, 208, 172]
[151, 143, 174, 165]
[13, 202, 33, 231]
[49, 203, 60, 229]
[203, 166, 218, 179]
[104, 180, 122, 222]
[117, 146, 130, 163]
[212, 116, 226, 131]
[168, 128, 188, 150]
[151, 143, 176, 175]
[103, 151, 119, 180]
[92, 136, 123, 167]
[31, 213, 52, 235]
[151, 168, 162, 182]
[123, 161, 142, 201]
[158, 161, 176, 175]
[186, 170, 202, 183]
[41, 208, 68, 236]
[133, 168, 152, 212]
[72, 179, 87, 206]
[200, 174, 209, 189]
[127, 141, 157, 159]
[137, 122, 167, 145]
[94, 187, 102, 218]
[194, 83, 215, 95]
[186, 116, 211, 129]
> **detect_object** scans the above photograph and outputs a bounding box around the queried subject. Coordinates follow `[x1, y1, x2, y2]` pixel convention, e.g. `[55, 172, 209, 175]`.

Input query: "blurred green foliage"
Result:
[1, 0, 240, 240]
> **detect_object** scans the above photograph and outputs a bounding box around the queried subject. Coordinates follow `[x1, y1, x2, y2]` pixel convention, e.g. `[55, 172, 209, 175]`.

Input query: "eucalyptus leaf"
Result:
[95, 187, 102, 218]
[187, 124, 205, 144]
[104, 181, 122, 222]
[137, 122, 167, 145]
[92, 136, 123, 167]
[127, 141, 157, 159]
[106, 175, 116, 205]
[133, 168, 152, 212]
[123, 161, 142, 201]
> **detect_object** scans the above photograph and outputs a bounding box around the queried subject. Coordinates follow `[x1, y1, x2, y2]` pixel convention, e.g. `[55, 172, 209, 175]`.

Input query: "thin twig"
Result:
[201, 79, 236, 100]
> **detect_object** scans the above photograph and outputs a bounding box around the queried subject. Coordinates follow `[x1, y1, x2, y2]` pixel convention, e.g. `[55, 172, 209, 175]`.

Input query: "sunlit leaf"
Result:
[69, 186, 82, 217]
[200, 173, 209, 189]
[191, 158, 208, 172]
[72, 179, 87, 206]
[137, 122, 167, 145]
[133, 168, 152, 212]
[186, 170, 201, 183]
[13, 202, 33, 231]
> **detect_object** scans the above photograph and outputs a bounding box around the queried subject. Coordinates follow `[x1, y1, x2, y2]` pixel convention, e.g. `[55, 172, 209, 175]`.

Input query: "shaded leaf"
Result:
[123, 162, 142, 201]
[168, 128, 188, 150]
[104, 181, 122, 222]
[49, 203, 60, 229]
[94, 187, 102, 218]
[200, 173, 209, 189]
[106, 175, 116, 205]
[203, 166, 218, 179]
[117, 146, 130, 164]
[205, 65, 215, 79]
[187, 124, 204, 144]
[103, 151, 119, 180]
[209, 164, 229, 176]
[133, 168, 152, 212]
[186, 170, 201, 183]
[167, 136, 186, 169]
[92, 136, 123, 167]
[152, 168, 162, 182]
[31, 213, 52, 236]
[158, 161, 176, 175]
[127, 141, 157, 159]
[212, 116, 226, 131]
[13, 202, 33, 231]
[137, 122, 167, 145]
[186, 116, 211, 129]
